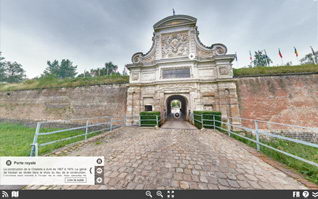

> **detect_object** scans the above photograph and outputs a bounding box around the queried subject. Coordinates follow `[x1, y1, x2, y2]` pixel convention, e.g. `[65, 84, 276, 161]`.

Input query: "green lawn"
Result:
[216, 127, 318, 185]
[0, 122, 104, 156]
[234, 64, 318, 77]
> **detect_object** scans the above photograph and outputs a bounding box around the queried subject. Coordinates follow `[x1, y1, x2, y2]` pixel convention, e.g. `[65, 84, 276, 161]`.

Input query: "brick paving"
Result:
[26, 126, 307, 190]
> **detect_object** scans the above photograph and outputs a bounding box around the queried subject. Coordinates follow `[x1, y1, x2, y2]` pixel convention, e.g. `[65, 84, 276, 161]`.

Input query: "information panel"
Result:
[0, 157, 104, 185]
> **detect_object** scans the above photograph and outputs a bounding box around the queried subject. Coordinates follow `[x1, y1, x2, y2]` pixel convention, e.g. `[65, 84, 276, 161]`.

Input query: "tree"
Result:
[122, 67, 128, 76]
[253, 50, 272, 67]
[43, 59, 77, 78]
[0, 52, 6, 81]
[104, 62, 118, 75]
[171, 100, 181, 108]
[300, 52, 318, 65]
[77, 70, 92, 78]
[89, 62, 119, 77]
[5, 61, 26, 83]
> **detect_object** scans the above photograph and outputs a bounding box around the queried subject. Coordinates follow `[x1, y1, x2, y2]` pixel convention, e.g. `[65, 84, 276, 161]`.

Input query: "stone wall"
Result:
[0, 84, 128, 122]
[236, 74, 318, 142]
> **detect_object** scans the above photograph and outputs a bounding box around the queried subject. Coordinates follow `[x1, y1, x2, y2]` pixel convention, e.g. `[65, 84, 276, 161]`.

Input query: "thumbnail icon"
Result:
[167, 190, 175, 198]
[1, 191, 9, 198]
[145, 191, 152, 198]
[292, 191, 300, 198]
[11, 191, 19, 198]
[303, 191, 309, 198]
[156, 191, 163, 198]
[313, 192, 318, 198]
[6, 160, 11, 166]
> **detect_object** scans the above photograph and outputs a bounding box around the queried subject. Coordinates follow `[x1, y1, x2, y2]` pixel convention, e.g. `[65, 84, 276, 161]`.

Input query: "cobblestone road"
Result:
[27, 127, 307, 190]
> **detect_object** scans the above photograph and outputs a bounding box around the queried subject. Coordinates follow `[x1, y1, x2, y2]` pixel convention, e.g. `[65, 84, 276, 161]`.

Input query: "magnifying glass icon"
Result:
[157, 191, 163, 198]
[145, 191, 152, 198]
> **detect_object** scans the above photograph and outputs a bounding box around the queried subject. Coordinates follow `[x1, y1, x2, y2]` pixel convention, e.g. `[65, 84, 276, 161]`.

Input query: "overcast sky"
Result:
[0, 0, 317, 78]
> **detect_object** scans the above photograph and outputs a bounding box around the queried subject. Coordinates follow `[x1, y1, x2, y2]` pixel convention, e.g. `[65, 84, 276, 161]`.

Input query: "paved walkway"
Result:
[161, 119, 197, 129]
[26, 127, 307, 190]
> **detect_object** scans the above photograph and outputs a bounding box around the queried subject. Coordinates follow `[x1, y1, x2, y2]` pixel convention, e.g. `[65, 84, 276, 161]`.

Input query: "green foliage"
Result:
[234, 64, 318, 77]
[171, 100, 181, 108]
[0, 53, 25, 83]
[43, 59, 77, 79]
[140, 111, 161, 127]
[89, 62, 119, 77]
[193, 111, 222, 129]
[0, 53, 6, 81]
[219, 131, 318, 185]
[300, 51, 318, 65]
[5, 61, 26, 83]
[0, 75, 129, 91]
[122, 68, 128, 76]
[253, 50, 272, 67]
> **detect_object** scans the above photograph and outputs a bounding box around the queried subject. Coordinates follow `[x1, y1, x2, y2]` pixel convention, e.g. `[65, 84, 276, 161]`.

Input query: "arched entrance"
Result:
[166, 95, 188, 120]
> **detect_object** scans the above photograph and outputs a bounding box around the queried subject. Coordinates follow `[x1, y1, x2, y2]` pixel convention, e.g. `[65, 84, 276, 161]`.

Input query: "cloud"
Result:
[0, 0, 317, 77]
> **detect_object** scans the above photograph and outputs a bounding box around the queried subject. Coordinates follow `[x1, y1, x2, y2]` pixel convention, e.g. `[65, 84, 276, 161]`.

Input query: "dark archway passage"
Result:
[166, 95, 187, 120]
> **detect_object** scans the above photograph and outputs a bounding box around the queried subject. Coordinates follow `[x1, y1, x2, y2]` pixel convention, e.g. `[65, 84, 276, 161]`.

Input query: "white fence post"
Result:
[254, 120, 260, 151]
[31, 122, 41, 156]
[213, 115, 216, 130]
[110, 117, 113, 131]
[85, 120, 89, 140]
[201, 114, 204, 129]
[227, 119, 231, 136]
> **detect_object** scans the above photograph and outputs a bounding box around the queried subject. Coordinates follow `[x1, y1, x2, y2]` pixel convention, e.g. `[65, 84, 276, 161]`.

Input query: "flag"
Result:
[294, 47, 298, 57]
[235, 52, 238, 61]
[278, 49, 283, 58]
[311, 46, 316, 55]
[249, 51, 252, 61]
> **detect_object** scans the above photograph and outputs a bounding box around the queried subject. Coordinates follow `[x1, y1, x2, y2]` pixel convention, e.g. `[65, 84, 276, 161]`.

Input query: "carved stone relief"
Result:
[218, 66, 230, 75]
[161, 31, 189, 58]
[132, 72, 139, 81]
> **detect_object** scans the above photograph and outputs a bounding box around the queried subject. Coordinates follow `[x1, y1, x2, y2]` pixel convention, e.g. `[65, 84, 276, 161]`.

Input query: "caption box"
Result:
[0, 156, 104, 185]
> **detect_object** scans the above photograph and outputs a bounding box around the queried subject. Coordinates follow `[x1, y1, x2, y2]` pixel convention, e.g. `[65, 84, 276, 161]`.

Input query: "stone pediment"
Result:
[153, 15, 197, 31]
[127, 14, 234, 72]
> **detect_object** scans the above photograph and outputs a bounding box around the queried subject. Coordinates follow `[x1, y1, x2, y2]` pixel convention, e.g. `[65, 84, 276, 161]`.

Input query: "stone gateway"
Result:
[126, 14, 240, 124]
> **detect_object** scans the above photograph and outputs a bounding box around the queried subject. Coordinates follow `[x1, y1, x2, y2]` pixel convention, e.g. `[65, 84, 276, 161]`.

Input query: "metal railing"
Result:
[139, 115, 162, 127]
[191, 113, 318, 168]
[30, 115, 129, 156]
[191, 113, 218, 129]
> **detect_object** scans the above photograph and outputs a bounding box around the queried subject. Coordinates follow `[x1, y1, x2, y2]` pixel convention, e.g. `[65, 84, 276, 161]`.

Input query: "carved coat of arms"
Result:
[161, 31, 189, 58]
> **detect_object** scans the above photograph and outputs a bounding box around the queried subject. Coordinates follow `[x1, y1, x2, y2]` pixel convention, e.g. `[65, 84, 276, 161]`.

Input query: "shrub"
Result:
[193, 111, 222, 129]
[233, 64, 318, 77]
[139, 111, 161, 127]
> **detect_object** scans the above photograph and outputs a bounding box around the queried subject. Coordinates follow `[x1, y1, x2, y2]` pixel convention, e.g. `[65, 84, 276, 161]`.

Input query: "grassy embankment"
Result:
[0, 64, 317, 91]
[0, 75, 129, 91]
[216, 127, 318, 185]
[234, 64, 318, 77]
[0, 122, 103, 156]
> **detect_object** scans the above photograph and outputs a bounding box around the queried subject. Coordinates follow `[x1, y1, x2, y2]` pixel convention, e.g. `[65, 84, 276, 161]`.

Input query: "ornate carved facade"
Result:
[126, 14, 240, 125]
